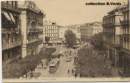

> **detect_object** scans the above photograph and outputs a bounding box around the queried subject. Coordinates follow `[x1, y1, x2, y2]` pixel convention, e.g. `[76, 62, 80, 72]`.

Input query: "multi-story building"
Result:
[2, 1, 45, 60]
[18, 1, 45, 58]
[79, 24, 93, 42]
[2, 1, 21, 62]
[91, 22, 103, 35]
[67, 25, 81, 40]
[43, 22, 60, 45]
[79, 22, 102, 42]
[90, 22, 103, 47]
[103, 4, 130, 76]
[59, 26, 68, 43]
[59, 25, 81, 44]
[119, 4, 130, 76]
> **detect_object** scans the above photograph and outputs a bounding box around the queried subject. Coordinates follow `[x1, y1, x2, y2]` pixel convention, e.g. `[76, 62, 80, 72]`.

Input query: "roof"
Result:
[108, 5, 128, 14]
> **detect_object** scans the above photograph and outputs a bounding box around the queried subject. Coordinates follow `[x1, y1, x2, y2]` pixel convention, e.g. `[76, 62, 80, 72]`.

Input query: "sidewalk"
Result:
[111, 67, 120, 77]
[33, 59, 49, 78]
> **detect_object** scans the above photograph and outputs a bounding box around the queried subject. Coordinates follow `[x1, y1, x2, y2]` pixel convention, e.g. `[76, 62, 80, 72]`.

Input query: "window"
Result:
[15, 1, 17, 8]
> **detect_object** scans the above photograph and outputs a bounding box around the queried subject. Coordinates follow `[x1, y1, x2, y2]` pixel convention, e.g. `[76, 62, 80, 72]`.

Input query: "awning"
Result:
[2, 11, 12, 21]
[9, 13, 15, 23]
[2, 11, 15, 24]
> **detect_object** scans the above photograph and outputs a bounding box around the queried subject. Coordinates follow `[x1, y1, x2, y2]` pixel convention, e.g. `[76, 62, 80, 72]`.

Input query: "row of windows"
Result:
[103, 15, 124, 25]
[122, 27, 129, 34]
[123, 44, 130, 50]
[45, 34, 58, 37]
[50, 37, 58, 40]
[2, 1, 17, 9]
[103, 16, 115, 24]
[27, 1, 36, 9]
[45, 30, 58, 33]
[103, 6, 129, 26]
[123, 12, 129, 21]
[45, 26, 58, 30]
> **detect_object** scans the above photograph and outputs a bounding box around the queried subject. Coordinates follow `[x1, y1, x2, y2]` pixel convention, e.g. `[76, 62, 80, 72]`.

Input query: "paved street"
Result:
[31, 46, 76, 79]
[19, 42, 120, 79]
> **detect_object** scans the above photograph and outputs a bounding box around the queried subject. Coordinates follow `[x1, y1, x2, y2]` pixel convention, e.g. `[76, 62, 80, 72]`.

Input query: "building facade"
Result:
[79, 24, 93, 42]
[67, 25, 81, 40]
[79, 22, 102, 42]
[119, 4, 130, 76]
[18, 1, 45, 58]
[2, 1, 45, 62]
[103, 4, 130, 76]
[59, 25, 81, 44]
[43, 23, 60, 45]
[91, 22, 103, 35]
[90, 22, 103, 47]
[2, 1, 22, 63]
[59, 26, 68, 43]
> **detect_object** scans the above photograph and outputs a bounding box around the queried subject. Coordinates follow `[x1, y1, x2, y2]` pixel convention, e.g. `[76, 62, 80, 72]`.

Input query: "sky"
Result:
[34, 0, 127, 26]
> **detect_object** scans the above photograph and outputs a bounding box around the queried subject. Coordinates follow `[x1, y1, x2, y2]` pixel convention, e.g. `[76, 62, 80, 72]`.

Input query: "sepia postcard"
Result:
[1, 0, 130, 82]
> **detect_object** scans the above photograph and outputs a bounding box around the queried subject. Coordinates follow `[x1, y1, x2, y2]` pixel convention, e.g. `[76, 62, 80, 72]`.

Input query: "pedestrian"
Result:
[39, 61, 43, 68]
[41, 63, 43, 68]
[68, 69, 70, 74]
[72, 69, 74, 74]
[30, 71, 33, 78]
[75, 73, 77, 77]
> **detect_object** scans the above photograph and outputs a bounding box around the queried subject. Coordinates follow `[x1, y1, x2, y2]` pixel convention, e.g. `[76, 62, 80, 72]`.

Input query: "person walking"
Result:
[75, 73, 77, 77]
[72, 69, 74, 75]
[68, 69, 70, 74]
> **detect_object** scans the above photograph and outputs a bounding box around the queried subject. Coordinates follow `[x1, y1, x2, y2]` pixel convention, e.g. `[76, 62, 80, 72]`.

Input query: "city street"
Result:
[19, 42, 120, 79]
[31, 46, 76, 79]
[2, 1, 130, 81]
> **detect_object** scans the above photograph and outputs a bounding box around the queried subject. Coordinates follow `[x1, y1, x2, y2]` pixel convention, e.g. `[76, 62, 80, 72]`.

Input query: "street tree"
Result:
[64, 30, 77, 48]
[45, 36, 50, 44]
[91, 32, 104, 50]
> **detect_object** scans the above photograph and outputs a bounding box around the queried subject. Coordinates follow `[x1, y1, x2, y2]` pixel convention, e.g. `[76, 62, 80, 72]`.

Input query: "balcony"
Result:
[120, 47, 130, 55]
[102, 23, 115, 27]
[27, 38, 43, 46]
[29, 28, 43, 34]
[122, 34, 130, 37]
[2, 28, 20, 34]
[121, 34, 130, 42]
[121, 20, 129, 26]
[1, 2, 20, 13]
[113, 43, 121, 49]
[2, 38, 22, 50]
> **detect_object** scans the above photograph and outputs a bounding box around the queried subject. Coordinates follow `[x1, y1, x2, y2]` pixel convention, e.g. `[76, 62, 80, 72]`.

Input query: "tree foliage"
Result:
[64, 30, 77, 48]
[91, 32, 104, 50]
[3, 47, 56, 78]
[45, 36, 50, 44]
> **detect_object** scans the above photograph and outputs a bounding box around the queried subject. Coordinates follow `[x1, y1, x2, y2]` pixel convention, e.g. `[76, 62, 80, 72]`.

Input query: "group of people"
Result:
[67, 68, 79, 77]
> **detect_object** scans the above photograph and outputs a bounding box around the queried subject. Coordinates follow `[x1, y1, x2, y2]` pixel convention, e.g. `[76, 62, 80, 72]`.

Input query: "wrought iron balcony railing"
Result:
[1, 2, 20, 13]
[2, 28, 20, 34]
[2, 38, 22, 50]
[121, 20, 129, 26]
